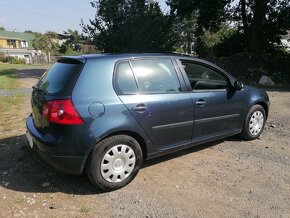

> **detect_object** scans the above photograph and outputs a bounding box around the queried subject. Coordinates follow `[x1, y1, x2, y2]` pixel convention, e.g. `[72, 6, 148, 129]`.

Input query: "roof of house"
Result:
[0, 30, 35, 49]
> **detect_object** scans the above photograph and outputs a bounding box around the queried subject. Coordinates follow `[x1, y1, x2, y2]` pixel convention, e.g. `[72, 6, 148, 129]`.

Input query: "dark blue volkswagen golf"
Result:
[26, 54, 269, 190]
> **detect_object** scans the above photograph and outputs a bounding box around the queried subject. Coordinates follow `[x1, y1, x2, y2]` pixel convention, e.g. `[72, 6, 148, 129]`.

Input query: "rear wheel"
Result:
[86, 135, 143, 191]
[241, 105, 266, 140]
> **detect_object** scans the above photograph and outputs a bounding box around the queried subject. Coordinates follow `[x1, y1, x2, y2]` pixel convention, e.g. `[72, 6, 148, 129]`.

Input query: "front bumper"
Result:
[26, 115, 95, 175]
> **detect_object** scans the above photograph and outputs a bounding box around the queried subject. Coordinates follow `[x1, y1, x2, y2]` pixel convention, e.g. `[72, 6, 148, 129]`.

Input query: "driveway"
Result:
[0, 69, 289, 217]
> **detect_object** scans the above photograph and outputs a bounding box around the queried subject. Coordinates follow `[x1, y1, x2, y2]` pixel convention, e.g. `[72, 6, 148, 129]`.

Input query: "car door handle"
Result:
[132, 104, 147, 112]
[195, 99, 206, 106]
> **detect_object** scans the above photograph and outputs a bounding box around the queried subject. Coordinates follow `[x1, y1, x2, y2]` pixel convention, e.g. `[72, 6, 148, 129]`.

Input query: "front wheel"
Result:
[241, 105, 266, 140]
[86, 135, 143, 191]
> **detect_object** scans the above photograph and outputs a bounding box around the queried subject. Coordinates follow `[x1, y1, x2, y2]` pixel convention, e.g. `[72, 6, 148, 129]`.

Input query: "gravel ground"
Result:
[0, 69, 289, 217]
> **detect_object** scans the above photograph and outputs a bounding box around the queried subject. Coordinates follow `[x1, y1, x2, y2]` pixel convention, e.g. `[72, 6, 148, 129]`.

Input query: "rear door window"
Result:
[37, 60, 83, 94]
[114, 61, 138, 95]
[130, 58, 181, 94]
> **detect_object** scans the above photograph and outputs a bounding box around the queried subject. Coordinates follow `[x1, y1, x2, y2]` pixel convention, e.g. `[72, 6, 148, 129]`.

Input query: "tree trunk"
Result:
[240, 0, 248, 33]
[186, 31, 192, 54]
[249, 0, 267, 54]
[47, 51, 51, 64]
[194, 25, 207, 57]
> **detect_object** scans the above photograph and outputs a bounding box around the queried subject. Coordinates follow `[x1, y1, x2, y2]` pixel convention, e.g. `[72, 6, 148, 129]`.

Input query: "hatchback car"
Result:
[26, 54, 269, 190]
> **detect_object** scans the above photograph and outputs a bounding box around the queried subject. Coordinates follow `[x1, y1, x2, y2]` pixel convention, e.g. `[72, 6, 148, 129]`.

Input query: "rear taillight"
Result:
[42, 99, 83, 125]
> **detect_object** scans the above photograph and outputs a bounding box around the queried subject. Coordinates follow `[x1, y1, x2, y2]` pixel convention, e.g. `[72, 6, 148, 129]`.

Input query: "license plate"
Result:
[26, 131, 33, 148]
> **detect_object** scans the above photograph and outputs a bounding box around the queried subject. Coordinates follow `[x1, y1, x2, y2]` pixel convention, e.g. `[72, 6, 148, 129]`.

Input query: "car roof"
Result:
[63, 53, 211, 65]
[80, 53, 187, 59]
[61, 53, 237, 82]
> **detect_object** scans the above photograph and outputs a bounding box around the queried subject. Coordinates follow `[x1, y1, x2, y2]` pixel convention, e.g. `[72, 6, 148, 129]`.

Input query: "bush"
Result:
[213, 33, 246, 57]
[209, 52, 290, 86]
[0, 54, 9, 63]
[9, 57, 26, 64]
[0, 56, 26, 64]
[195, 26, 243, 58]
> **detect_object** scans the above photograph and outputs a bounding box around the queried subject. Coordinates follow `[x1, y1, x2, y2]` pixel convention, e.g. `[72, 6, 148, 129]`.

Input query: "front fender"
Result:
[243, 85, 270, 118]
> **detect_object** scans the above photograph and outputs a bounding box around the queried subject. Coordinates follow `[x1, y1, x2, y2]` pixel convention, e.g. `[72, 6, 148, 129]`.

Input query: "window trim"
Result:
[113, 58, 186, 95]
[177, 59, 231, 92]
[113, 61, 139, 95]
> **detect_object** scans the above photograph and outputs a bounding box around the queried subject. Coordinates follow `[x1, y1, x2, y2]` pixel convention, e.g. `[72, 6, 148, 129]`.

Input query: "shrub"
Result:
[213, 33, 246, 57]
[10, 57, 26, 64]
[0, 56, 26, 64]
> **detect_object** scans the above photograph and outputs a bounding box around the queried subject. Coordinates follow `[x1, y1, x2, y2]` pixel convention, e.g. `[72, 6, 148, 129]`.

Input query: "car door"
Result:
[177, 59, 244, 140]
[115, 58, 194, 149]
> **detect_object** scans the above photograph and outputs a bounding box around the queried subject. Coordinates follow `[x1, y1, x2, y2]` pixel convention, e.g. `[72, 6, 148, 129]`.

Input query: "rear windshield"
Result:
[37, 60, 83, 94]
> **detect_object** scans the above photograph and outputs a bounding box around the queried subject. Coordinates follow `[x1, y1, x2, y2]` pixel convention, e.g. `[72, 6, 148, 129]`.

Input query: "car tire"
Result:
[240, 105, 266, 140]
[86, 135, 143, 191]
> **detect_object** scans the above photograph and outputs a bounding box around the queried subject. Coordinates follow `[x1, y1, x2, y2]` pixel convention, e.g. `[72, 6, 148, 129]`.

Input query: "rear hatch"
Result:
[31, 57, 85, 133]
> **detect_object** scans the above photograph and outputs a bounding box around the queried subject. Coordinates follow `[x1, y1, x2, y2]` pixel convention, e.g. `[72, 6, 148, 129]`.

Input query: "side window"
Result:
[130, 59, 181, 94]
[181, 62, 228, 90]
[115, 61, 138, 95]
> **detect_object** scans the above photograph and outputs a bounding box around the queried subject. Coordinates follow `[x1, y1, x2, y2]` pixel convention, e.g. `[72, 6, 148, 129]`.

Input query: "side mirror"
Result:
[234, 81, 244, 91]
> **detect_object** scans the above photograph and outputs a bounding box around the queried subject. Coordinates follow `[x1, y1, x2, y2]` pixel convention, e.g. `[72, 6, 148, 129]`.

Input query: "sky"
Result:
[0, 0, 168, 34]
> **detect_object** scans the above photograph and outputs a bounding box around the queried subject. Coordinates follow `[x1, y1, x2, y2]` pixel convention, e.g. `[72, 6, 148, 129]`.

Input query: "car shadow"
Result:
[13, 69, 47, 79]
[1, 69, 47, 80]
[0, 134, 239, 195]
[264, 87, 290, 92]
[0, 134, 101, 195]
[142, 139, 225, 168]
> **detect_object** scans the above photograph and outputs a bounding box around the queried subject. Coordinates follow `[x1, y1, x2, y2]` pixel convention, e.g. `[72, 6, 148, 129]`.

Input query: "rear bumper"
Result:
[26, 115, 95, 175]
[33, 145, 86, 175]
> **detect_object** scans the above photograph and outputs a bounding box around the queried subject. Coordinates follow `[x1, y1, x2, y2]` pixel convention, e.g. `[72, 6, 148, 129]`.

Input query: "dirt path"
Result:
[0, 69, 45, 97]
[0, 69, 289, 217]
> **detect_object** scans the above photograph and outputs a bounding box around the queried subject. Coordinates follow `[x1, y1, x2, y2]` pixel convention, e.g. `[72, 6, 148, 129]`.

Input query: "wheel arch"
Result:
[87, 130, 148, 160]
[254, 101, 269, 119]
[105, 131, 148, 159]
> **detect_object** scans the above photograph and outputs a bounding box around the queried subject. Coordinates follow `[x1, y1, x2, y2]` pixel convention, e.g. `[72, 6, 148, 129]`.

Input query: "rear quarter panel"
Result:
[72, 57, 153, 156]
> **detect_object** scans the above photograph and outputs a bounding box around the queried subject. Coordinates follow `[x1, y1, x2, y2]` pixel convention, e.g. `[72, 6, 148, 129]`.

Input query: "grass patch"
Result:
[0, 63, 51, 71]
[0, 69, 19, 90]
[80, 206, 90, 214]
[14, 197, 25, 204]
[0, 95, 26, 139]
[0, 94, 24, 109]
[0, 68, 26, 139]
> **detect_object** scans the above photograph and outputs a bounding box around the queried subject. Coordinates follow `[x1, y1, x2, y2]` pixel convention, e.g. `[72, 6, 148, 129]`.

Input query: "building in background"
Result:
[0, 30, 40, 64]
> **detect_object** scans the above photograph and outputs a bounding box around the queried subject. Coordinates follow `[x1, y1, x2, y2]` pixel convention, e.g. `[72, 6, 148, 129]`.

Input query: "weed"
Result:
[14, 197, 25, 204]
[80, 206, 90, 214]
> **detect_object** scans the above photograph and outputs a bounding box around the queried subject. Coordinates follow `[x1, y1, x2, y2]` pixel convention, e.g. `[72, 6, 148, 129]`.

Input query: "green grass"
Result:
[0, 69, 19, 89]
[0, 62, 51, 70]
[14, 197, 25, 204]
[79, 206, 90, 214]
[0, 94, 26, 139]
[0, 63, 50, 90]
[0, 66, 31, 139]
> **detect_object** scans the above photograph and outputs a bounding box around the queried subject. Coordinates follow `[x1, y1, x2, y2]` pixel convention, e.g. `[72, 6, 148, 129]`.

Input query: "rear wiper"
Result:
[32, 85, 47, 93]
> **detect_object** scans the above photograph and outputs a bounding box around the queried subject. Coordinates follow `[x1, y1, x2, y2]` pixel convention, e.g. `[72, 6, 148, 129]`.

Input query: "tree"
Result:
[168, 0, 230, 30]
[82, 0, 176, 52]
[233, 0, 290, 53]
[24, 30, 35, 33]
[0, 26, 5, 31]
[33, 32, 59, 63]
[168, 0, 231, 56]
[59, 29, 84, 55]
[172, 12, 198, 54]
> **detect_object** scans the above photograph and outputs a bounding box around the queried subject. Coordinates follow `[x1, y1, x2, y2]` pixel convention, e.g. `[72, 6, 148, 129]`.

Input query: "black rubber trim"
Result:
[195, 114, 240, 124]
[152, 120, 194, 130]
